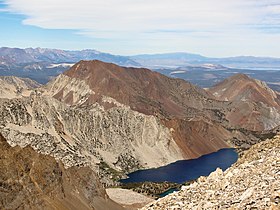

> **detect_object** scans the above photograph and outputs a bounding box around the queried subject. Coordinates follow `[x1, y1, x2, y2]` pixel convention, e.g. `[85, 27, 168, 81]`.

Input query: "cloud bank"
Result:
[3, 0, 280, 56]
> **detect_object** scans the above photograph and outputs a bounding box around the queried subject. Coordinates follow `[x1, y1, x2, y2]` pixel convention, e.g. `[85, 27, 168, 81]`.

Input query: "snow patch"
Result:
[170, 70, 186, 75]
[47, 63, 75, 68]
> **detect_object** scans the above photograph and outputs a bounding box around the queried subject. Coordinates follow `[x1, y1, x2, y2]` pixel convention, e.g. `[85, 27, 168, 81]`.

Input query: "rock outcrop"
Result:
[142, 135, 280, 209]
[106, 188, 154, 209]
[0, 133, 124, 210]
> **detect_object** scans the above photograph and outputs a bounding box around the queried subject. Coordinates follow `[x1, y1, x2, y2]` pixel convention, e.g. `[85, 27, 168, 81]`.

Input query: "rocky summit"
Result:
[142, 135, 280, 210]
[209, 73, 280, 108]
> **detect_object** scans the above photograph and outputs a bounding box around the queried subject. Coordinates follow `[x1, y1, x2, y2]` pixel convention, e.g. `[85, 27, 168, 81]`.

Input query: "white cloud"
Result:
[2, 0, 280, 56]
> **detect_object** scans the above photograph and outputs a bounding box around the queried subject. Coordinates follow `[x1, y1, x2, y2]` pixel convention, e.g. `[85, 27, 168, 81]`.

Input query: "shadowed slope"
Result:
[0, 133, 124, 210]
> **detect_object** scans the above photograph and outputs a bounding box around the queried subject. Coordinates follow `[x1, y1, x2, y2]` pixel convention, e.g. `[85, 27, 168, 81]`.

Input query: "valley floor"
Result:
[106, 188, 154, 209]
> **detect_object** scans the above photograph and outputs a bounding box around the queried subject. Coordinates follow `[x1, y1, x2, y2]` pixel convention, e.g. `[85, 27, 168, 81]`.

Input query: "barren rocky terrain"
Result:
[0, 133, 123, 210]
[142, 135, 280, 210]
[0, 94, 185, 186]
[0, 76, 41, 99]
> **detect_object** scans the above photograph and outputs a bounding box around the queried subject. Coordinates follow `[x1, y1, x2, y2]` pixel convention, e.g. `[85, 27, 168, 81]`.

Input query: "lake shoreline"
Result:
[118, 148, 238, 197]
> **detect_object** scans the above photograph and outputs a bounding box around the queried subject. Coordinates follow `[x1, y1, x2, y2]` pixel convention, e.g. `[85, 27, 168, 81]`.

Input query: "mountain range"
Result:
[0, 47, 139, 83]
[131, 53, 280, 69]
[0, 59, 279, 209]
[1, 47, 280, 84]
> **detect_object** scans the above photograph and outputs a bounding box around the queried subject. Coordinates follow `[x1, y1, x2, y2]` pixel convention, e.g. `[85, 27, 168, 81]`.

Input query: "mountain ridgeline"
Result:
[0, 60, 279, 209]
[0, 47, 140, 84]
[2, 47, 280, 85]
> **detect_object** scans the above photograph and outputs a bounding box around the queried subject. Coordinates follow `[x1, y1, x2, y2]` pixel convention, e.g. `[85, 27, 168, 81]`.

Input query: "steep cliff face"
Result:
[0, 133, 124, 210]
[0, 76, 41, 99]
[162, 119, 230, 159]
[0, 95, 184, 184]
[142, 135, 280, 210]
[40, 61, 280, 161]
[43, 61, 280, 157]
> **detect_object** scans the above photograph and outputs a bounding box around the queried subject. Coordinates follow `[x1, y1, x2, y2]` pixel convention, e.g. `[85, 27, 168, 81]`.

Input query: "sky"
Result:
[0, 0, 280, 57]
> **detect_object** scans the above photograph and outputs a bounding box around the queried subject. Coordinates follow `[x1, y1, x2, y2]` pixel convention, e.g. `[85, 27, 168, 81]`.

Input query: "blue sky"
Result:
[1, 0, 280, 57]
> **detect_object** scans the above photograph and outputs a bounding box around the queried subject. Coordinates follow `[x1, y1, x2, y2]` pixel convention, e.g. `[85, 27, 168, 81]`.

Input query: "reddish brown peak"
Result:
[63, 60, 205, 91]
[63, 60, 167, 92]
[213, 73, 271, 91]
[209, 73, 280, 108]
[64, 59, 156, 78]
[61, 60, 214, 117]
[63, 59, 170, 95]
[214, 73, 252, 87]
[229, 73, 250, 80]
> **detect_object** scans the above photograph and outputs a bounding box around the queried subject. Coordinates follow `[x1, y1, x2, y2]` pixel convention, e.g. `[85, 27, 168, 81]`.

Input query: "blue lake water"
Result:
[158, 188, 179, 197]
[120, 148, 238, 184]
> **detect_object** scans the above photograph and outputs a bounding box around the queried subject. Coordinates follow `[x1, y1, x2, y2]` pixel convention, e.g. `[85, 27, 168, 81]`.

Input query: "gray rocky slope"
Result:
[0, 76, 41, 99]
[142, 135, 280, 210]
[0, 92, 183, 185]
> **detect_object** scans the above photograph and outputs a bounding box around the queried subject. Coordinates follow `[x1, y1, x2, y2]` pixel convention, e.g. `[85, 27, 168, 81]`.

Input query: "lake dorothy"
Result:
[120, 148, 238, 184]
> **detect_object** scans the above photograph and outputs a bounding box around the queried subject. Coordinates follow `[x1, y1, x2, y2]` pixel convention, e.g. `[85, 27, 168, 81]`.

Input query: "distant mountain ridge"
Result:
[0, 47, 139, 65]
[0, 47, 140, 83]
[131, 53, 280, 69]
[1, 47, 280, 85]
